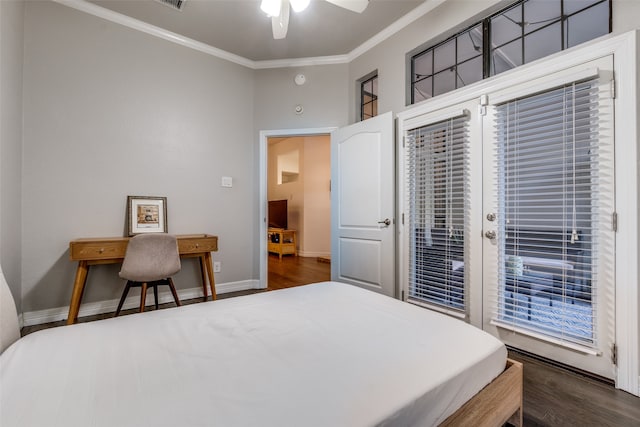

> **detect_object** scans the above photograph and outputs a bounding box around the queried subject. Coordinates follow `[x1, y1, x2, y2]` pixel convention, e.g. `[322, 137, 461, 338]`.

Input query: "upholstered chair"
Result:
[115, 233, 181, 316]
[0, 266, 20, 354]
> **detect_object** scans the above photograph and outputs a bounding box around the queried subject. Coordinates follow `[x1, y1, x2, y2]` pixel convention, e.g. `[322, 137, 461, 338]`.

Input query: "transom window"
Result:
[360, 73, 378, 121]
[410, 0, 610, 104]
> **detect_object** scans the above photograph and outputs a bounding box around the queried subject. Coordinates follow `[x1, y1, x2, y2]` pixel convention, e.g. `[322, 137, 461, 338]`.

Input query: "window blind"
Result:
[493, 78, 604, 347]
[406, 114, 469, 311]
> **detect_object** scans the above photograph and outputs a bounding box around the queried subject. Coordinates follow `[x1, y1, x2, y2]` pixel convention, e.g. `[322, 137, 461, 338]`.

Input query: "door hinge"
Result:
[402, 213, 405, 225]
[612, 212, 618, 232]
[401, 289, 405, 300]
[479, 94, 488, 116]
[609, 79, 616, 99]
[611, 343, 618, 366]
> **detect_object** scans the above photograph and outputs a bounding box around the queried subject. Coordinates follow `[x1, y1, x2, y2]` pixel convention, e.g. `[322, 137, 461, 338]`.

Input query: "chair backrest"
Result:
[0, 266, 21, 354]
[119, 234, 181, 282]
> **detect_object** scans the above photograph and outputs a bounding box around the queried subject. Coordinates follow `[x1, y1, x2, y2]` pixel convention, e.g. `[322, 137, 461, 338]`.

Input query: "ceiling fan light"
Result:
[289, 0, 310, 13]
[271, 1, 289, 39]
[260, 0, 281, 17]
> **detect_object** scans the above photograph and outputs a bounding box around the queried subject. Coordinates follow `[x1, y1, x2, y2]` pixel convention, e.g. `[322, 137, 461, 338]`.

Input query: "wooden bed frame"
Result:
[441, 358, 523, 427]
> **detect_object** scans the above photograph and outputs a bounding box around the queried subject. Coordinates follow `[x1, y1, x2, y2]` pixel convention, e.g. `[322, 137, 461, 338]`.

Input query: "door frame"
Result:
[258, 127, 336, 289]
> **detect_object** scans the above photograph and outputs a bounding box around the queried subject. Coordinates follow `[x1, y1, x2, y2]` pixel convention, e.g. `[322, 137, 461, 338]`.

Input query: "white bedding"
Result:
[0, 281, 506, 427]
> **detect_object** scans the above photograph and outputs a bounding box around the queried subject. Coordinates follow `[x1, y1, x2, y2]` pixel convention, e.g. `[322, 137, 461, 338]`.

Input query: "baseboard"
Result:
[21, 279, 260, 327]
[297, 251, 331, 258]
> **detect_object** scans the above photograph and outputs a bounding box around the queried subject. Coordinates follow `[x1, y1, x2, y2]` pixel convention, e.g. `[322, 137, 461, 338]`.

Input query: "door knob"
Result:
[378, 218, 391, 226]
[485, 230, 496, 240]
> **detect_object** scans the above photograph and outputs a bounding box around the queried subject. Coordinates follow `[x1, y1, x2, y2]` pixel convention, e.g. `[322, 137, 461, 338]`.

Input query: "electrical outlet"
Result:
[213, 261, 221, 273]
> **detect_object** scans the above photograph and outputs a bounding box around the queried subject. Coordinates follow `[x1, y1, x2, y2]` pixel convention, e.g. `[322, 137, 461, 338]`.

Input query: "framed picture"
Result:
[127, 196, 168, 236]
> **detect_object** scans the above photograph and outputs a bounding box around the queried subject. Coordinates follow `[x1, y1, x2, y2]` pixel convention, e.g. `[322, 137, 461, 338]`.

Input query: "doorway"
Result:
[259, 128, 335, 289]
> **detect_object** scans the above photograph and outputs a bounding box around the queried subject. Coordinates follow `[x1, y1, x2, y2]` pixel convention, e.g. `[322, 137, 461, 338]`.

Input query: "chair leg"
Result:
[140, 282, 148, 313]
[115, 281, 133, 317]
[167, 277, 181, 307]
[153, 284, 159, 310]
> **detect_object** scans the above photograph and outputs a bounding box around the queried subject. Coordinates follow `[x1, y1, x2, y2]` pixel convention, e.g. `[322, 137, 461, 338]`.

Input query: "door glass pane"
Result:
[566, 1, 609, 48]
[524, 22, 562, 63]
[407, 116, 469, 311]
[495, 79, 600, 346]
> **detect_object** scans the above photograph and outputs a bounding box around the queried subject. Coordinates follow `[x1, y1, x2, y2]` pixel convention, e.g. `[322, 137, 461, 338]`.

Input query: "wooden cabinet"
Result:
[268, 228, 297, 260]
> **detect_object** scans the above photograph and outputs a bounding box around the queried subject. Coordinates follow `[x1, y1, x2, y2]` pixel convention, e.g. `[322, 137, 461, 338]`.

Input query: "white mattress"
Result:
[0, 281, 506, 427]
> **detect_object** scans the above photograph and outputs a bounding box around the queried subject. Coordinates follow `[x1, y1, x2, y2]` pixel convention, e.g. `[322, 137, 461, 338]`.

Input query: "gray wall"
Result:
[21, 1, 255, 312]
[0, 0, 25, 312]
[253, 65, 349, 131]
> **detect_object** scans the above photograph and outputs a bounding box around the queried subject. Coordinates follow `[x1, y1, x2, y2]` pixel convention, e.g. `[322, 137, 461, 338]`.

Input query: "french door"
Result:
[402, 56, 616, 379]
[402, 101, 483, 326]
[482, 56, 616, 379]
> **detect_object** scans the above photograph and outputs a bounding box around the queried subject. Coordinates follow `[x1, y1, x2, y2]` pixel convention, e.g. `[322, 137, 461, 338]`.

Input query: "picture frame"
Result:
[126, 196, 168, 236]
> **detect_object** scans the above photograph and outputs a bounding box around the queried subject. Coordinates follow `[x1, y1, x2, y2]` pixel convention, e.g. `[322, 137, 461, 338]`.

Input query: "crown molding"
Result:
[53, 0, 256, 69]
[347, 0, 448, 62]
[53, 0, 444, 70]
[253, 54, 350, 70]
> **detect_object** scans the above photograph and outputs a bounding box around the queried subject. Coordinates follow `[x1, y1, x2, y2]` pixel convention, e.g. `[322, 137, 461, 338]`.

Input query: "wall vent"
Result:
[155, 0, 185, 11]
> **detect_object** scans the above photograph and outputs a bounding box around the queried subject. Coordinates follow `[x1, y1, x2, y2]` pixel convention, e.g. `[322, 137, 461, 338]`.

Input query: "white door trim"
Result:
[258, 128, 337, 289]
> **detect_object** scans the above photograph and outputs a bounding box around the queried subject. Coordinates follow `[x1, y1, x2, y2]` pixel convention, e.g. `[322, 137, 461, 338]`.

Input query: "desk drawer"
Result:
[178, 237, 218, 254]
[70, 241, 126, 261]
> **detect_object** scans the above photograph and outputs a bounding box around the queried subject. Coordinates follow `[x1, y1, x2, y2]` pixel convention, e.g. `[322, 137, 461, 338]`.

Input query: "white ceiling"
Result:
[88, 0, 425, 61]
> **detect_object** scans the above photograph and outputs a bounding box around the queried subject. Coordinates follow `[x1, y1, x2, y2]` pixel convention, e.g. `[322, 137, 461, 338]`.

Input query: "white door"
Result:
[331, 112, 395, 297]
[481, 58, 616, 379]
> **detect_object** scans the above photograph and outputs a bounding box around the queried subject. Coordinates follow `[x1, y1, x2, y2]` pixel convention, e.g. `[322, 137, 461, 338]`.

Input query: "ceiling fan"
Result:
[261, 0, 370, 39]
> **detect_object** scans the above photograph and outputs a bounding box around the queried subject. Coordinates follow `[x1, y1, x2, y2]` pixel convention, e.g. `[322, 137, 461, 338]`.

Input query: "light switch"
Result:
[221, 176, 233, 187]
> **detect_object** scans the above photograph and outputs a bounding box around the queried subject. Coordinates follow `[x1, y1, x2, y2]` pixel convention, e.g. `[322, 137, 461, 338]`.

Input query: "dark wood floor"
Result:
[509, 350, 640, 426]
[20, 254, 640, 426]
[267, 253, 331, 290]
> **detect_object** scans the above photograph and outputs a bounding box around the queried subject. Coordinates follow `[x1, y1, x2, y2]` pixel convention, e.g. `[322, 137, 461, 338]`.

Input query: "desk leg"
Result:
[67, 261, 89, 325]
[198, 256, 208, 301]
[204, 252, 216, 300]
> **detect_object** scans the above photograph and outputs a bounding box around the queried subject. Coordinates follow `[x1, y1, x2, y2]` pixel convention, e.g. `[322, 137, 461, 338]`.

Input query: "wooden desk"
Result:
[67, 234, 218, 325]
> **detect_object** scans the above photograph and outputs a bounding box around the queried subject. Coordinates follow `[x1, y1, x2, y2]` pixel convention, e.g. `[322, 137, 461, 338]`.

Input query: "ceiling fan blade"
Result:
[324, 0, 369, 13]
[271, 1, 290, 39]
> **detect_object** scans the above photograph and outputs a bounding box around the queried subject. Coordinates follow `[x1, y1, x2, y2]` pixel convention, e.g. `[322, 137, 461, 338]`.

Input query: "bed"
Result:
[0, 281, 522, 426]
